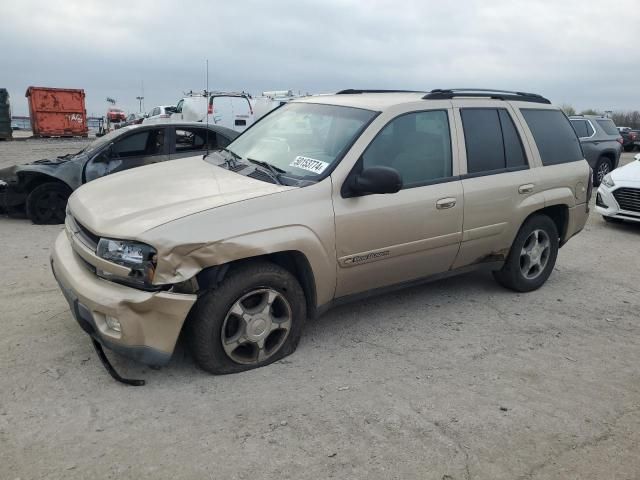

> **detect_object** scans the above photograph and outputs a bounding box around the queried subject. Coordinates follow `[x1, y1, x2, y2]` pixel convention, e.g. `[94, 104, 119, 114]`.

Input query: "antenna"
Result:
[205, 59, 209, 157]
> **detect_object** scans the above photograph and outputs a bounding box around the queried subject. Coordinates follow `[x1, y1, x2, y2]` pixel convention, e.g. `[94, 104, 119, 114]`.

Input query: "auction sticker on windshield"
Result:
[290, 156, 329, 174]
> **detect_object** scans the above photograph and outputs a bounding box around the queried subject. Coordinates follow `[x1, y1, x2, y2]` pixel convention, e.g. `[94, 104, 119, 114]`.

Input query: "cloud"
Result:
[2, 0, 638, 115]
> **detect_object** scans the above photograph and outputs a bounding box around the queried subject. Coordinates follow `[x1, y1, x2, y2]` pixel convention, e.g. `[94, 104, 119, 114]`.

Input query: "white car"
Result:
[143, 105, 176, 124]
[596, 154, 640, 223]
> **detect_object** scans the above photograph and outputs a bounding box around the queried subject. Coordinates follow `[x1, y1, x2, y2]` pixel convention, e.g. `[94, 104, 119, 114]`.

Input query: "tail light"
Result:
[616, 137, 624, 145]
[160, 114, 170, 118]
[586, 167, 593, 202]
[631, 133, 637, 141]
[208, 103, 214, 114]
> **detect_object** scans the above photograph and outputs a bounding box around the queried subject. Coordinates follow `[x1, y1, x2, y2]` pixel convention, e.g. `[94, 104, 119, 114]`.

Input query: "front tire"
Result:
[593, 157, 612, 186]
[25, 182, 71, 225]
[493, 214, 559, 292]
[187, 261, 306, 374]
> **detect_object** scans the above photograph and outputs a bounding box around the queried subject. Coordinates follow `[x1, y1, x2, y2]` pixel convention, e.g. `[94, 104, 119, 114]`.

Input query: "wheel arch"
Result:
[195, 250, 319, 318]
[598, 149, 618, 169]
[18, 171, 72, 193]
[521, 204, 569, 246]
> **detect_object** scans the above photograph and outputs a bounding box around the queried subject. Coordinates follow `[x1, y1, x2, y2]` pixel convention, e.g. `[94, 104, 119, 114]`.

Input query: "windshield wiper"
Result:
[246, 158, 285, 184]
[204, 146, 239, 164]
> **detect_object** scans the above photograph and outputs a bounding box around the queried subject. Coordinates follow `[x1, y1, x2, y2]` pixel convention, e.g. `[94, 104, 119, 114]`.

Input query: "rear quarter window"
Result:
[521, 109, 583, 166]
[595, 118, 619, 136]
[570, 119, 589, 138]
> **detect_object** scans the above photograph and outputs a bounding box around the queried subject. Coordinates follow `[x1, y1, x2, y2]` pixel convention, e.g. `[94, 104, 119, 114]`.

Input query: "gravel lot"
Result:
[1, 138, 639, 479]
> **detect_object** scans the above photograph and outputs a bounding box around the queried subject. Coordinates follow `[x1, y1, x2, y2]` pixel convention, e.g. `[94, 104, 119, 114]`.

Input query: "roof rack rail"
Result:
[336, 89, 424, 95]
[423, 88, 551, 104]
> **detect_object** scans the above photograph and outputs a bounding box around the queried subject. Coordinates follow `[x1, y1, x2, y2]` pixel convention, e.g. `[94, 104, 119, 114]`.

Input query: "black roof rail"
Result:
[423, 88, 551, 104]
[336, 89, 424, 95]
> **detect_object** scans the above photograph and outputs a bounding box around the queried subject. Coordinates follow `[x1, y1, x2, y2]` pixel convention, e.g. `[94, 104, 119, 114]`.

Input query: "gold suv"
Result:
[51, 89, 591, 379]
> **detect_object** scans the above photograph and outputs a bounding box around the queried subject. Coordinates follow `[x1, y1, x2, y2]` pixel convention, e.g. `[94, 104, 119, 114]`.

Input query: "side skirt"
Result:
[311, 261, 504, 319]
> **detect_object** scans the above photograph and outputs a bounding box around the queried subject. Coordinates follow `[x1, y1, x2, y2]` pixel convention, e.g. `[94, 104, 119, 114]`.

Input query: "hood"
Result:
[611, 159, 640, 183]
[0, 152, 87, 190]
[68, 156, 294, 238]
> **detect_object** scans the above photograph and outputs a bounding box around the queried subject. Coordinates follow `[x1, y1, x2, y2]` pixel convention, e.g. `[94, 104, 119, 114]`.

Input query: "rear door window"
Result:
[596, 118, 619, 136]
[461, 108, 527, 174]
[174, 128, 218, 152]
[521, 109, 583, 166]
[585, 122, 595, 136]
[570, 119, 589, 138]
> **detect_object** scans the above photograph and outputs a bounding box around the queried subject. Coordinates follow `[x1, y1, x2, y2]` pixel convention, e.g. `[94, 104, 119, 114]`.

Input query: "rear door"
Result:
[452, 102, 540, 269]
[230, 96, 254, 131]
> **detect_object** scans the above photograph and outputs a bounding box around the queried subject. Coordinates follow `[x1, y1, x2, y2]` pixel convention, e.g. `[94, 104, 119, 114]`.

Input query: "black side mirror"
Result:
[346, 166, 402, 197]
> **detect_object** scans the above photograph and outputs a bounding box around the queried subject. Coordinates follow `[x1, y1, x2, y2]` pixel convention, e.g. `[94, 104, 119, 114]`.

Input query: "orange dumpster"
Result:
[26, 86, 88, 137]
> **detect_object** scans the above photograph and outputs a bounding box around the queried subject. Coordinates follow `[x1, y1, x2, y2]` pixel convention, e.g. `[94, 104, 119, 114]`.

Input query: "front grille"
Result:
[68, 214, 100, 251]
[613, 187, 640, 213]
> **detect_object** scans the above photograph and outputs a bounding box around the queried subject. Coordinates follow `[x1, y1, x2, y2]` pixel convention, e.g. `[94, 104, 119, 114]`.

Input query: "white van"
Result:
[171, 92, 254, 132]
[253, 90, 302, 120]
[172, 95, 208, 123]
[206, 93, 254, 132]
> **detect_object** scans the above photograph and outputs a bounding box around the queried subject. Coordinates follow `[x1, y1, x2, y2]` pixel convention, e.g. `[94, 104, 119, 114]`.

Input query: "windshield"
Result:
[226, 102, 376, 178]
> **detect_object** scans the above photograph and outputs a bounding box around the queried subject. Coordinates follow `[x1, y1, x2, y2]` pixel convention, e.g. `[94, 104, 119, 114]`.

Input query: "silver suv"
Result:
[51, 88, 591, 382]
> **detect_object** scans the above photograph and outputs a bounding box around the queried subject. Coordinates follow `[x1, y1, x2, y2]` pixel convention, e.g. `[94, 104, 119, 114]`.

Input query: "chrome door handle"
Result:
[436, 197, 457, 209]
[518, 184, 535, 194]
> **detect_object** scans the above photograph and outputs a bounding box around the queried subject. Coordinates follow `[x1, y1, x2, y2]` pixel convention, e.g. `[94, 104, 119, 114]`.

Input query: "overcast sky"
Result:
[3, 0, 638, 116]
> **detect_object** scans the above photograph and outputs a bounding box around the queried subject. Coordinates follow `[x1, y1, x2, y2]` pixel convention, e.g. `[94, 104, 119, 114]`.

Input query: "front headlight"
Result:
[602, 173, 615, 188]
[96, 238, 157, 288]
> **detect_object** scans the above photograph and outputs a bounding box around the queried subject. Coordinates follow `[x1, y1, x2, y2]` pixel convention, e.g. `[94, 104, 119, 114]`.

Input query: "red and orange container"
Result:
[26, 86, 88, 137]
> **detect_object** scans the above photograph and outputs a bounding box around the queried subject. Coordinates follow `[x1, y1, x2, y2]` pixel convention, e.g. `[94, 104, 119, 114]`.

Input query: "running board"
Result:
[91, 339, 146, 386]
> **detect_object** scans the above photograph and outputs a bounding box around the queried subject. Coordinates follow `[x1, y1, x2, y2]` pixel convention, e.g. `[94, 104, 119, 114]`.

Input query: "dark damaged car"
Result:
[0, 123, 237, 224]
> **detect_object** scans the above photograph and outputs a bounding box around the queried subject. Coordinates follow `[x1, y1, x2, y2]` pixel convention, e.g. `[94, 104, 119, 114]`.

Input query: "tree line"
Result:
[560, 104, 640, 129]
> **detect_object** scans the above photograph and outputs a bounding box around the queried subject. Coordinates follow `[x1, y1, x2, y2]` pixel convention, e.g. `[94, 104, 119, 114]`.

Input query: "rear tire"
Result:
[593, 157, 612, 186]
[187, 261, 306, 375]
[25, 182, 71, 225]
[493, 214, 559, 292]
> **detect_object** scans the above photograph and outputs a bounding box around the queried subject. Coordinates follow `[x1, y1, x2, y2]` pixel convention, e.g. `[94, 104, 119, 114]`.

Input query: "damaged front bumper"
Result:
[0, 175, 28, 212]
[51, 231, 197, 366]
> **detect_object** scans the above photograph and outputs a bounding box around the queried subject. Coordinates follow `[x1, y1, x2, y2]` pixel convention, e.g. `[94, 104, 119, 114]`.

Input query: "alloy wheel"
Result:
[596, 161, 611, 184]
[221, 288, 292, 365]
[519, 229, 551, 280]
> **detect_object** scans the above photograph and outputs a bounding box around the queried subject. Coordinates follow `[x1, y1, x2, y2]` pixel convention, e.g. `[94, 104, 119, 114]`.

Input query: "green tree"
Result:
[560, 104, 576, 116]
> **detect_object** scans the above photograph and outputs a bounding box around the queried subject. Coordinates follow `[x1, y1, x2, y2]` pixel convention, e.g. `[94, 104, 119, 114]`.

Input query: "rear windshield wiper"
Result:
[246, 158, 286, 184]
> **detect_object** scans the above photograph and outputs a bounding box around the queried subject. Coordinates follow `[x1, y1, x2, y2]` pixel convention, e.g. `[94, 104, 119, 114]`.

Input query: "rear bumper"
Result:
[51, 231, 197, 365]
[562, 203, 590, 245]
